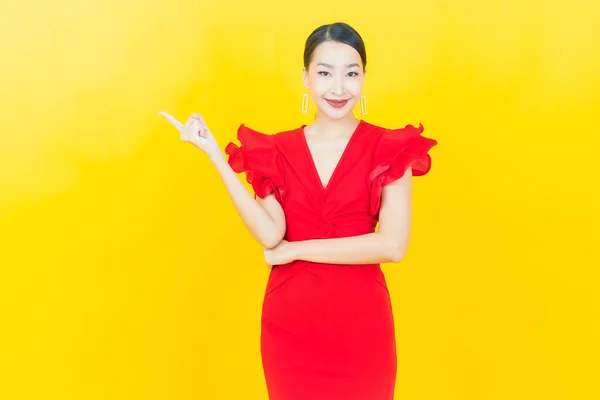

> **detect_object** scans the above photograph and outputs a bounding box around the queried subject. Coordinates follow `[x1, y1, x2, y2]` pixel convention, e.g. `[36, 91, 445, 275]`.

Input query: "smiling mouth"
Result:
[325, 99, 350, 108]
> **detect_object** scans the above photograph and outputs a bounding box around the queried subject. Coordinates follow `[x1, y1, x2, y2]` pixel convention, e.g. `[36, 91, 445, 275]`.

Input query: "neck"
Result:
[309, 113, 361, 138]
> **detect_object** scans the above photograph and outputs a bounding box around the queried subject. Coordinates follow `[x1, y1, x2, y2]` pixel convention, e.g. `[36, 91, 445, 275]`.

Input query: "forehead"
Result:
[311, 41, 362, 67]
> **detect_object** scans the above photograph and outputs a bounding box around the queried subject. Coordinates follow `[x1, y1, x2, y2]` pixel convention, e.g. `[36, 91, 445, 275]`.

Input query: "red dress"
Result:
[226, 120, 437, 400]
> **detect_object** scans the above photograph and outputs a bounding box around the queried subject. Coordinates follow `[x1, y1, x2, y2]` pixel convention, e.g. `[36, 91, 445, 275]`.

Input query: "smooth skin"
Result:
[159, 40, 412, 269]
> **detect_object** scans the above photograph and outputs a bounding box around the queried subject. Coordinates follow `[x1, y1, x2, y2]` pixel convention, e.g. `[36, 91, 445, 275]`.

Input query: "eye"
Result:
[348, 71, 359, 77]
[318, 71, 330, 76]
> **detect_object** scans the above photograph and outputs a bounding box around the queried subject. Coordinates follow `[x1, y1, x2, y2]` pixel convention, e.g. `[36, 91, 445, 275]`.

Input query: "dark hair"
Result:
[303, 22, 367, 71]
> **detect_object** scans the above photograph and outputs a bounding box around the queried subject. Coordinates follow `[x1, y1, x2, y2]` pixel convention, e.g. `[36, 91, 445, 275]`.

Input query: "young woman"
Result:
[160, 22, 437, 400]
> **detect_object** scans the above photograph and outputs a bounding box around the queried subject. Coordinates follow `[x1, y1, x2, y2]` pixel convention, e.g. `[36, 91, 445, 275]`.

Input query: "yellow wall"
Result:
[1, 1, 598, 399]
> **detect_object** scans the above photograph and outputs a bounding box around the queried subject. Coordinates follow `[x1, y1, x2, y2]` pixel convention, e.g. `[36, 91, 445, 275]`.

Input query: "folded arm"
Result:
[287, 167, 413, 264]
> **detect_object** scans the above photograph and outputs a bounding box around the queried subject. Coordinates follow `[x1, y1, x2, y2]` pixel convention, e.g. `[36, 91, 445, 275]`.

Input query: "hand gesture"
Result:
[158, 111, 220, 158]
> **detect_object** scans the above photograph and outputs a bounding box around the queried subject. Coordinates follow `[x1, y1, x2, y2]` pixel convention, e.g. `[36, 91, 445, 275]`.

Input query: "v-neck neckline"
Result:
[299, 119, 364, 193]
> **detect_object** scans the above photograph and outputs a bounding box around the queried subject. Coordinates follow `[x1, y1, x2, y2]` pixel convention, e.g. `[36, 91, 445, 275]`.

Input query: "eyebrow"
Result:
[316, 62, 360, 69]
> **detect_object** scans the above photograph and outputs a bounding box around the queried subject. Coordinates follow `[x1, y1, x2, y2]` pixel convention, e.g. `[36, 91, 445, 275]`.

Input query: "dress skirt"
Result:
[260, 262, 397, 400]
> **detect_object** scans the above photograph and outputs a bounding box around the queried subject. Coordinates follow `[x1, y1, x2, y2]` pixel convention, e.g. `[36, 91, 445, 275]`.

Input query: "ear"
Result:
[302, 67, 309, 90]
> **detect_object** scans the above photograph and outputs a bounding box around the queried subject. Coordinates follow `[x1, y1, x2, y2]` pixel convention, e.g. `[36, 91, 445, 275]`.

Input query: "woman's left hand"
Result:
[264, 240, 296, 268]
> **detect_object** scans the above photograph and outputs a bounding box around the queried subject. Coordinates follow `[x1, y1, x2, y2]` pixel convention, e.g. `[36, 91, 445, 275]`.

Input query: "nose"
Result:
[330, 76, 344, 95]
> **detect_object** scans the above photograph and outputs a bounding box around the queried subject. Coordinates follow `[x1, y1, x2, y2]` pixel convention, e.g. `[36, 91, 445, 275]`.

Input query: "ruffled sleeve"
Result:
[369, 123, 437, 217]
[225, 124, 286, 204]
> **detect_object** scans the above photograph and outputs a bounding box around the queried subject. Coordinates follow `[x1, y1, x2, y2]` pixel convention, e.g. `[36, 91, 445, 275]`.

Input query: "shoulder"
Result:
[229, 124, 305, 160]
[367, 120, 437, 175]
[365, 120, 438, 216]
[361, 120, 428, 142]
[225, 123, 303, 165]
[362, 120, 437, 153]
[235, 123, 302, 142]
[225, 124, 292, 180]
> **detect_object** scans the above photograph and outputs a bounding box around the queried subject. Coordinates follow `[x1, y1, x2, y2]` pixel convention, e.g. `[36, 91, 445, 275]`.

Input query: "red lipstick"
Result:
[326, 99, 349, 108]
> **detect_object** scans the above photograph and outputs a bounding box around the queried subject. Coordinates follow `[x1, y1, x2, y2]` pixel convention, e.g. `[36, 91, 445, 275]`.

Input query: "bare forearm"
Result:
[209, 150, 283, 248]
[292, 232, 406, 265]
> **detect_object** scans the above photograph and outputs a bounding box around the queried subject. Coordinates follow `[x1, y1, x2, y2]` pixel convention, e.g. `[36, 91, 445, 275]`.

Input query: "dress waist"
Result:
[285, 216, 376, 241]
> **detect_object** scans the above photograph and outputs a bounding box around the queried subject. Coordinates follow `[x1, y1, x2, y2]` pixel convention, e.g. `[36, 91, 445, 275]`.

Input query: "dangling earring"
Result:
[360, 96, 367, 116]
[302, 92, 309, 113]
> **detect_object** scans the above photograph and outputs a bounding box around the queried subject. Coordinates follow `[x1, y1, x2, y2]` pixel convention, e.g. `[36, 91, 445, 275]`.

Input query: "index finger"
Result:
[158, 111, 183, 128]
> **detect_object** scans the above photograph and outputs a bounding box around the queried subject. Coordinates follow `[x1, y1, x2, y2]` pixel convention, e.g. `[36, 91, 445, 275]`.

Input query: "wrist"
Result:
[289, 240, 303, 261]
[208, 148, 225, 164]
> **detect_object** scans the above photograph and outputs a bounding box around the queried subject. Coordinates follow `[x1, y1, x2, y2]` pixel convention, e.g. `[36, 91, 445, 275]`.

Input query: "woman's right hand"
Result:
[158, 111, 221, 159]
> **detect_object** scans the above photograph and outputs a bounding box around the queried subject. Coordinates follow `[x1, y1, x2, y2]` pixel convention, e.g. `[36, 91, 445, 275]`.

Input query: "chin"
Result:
[318, 104, 358, 121]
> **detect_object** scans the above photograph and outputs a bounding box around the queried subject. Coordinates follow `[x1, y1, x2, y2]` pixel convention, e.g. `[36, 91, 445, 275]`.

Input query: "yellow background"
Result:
[1, 0, 598, 399]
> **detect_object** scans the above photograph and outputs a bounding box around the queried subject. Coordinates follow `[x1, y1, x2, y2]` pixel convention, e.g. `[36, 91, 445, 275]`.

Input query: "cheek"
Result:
[309, 80, 329, 97]
[347, 79, 364, 96]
